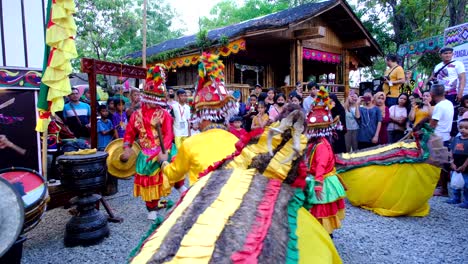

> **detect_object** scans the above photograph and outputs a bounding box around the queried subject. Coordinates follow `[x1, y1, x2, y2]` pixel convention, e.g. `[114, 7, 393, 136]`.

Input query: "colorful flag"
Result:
[36, 0, 78, 132]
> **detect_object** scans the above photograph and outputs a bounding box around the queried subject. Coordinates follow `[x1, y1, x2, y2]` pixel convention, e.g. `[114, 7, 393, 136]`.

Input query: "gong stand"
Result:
[80, 58, 147, 223]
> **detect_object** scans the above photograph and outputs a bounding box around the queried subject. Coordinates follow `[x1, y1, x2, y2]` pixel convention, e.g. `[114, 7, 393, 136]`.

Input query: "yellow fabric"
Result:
[382, 66, 405, 98]
[297, 208, 342, 264]
[174, 136, 188, 149]
[226, 124, 283, 170]
[130, 173, 212, 264]
[339, 141, 417, 159]
[167, 168, 255, 264]
[36, 0, 77, 132]
[341, 163, 440, 217]
[316, 209, 345, 234]
[64, 148, 97, 155]
[414, 107, 433, 125]
[163, 129, 238, 186]
[263, 135, 308, 180]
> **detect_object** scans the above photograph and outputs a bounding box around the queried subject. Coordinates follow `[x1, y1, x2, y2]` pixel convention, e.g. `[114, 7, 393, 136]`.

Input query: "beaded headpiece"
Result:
[142, 64, 167, 106]
[305, 87, 341, 138]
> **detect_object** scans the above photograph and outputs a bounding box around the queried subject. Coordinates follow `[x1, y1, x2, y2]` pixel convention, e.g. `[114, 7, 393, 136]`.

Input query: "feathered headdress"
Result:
[305, 87, 341, 138]
[141, 64, 167, 106]
[194, 52, 238, 123]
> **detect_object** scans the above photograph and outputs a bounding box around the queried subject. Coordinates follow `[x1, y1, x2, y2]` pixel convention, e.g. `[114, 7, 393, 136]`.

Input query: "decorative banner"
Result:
[303, 48, 341, 64]
[36, 0, 78, 132]
[397, 35, 444, 57]
[445, 22, 468, 47]
[0, 69, 42, 89]
[161, 39, 247, 69]
[445, 22, 468, 99]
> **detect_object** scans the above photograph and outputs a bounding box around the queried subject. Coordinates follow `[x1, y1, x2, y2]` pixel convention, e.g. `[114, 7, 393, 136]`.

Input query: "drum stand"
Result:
[99, 197, 123, 223]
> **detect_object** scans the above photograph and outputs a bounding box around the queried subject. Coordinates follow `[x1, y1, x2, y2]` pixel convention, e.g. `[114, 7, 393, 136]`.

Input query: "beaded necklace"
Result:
[201, 123, 227, 132]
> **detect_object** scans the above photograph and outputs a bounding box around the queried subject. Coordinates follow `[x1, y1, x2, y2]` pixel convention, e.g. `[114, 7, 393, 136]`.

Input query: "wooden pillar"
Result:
[343, 50, 350, 98]
[296, 40, 303, 84]
[289, 41, 296, 86]
[88, 71, 98, 149]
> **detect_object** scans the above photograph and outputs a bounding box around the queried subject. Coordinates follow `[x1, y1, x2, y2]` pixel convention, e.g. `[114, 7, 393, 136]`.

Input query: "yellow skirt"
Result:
[297, 208, 342, 264]
[340, 163, 440, 217]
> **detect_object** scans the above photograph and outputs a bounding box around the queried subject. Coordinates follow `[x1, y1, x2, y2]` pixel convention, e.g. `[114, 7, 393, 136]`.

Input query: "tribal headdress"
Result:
[305, 87, 341, 138]
[141, 64, 167, 106]
[194, 52, 238, 124]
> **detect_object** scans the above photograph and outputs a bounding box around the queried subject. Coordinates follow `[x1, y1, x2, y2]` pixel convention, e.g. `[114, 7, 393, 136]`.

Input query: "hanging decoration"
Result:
[234, 63, 264, 84]
[303, 48, 341, 64]
[160, 39, 246, 69]
[397, 35, 444, 57]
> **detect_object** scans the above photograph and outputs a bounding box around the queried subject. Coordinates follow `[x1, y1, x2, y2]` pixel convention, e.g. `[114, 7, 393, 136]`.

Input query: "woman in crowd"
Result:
[289, 91, 303, 106]
[409, 91, 433, 127]
[268, 93, 286, 121]
[388, 93, 410, 143]
[374, 91, 390, 144]
[357, 90, 382, 149]
[344, 92, 361, 152]
[330, 93, 347, 153]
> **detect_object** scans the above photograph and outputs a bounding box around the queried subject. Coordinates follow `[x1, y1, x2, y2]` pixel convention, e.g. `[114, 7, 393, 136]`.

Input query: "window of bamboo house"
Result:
[166, 65, 198, 87]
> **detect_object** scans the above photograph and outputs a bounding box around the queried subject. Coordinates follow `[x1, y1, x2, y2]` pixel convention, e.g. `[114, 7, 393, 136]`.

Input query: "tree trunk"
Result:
[142, 0, 147, 68]
[448, 0, 467, 26]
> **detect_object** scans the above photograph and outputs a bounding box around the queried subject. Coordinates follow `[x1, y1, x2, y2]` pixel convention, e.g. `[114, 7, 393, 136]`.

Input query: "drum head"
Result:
[0, 168, 47, 212]
[0, 177, 24, 257]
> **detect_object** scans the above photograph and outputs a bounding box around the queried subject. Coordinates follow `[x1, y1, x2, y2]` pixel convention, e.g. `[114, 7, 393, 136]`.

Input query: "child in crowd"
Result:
[344, 92, 361, 152]
[112, 98, 128, 139]
[190, 120, 200, 136]
[97, 105, 114, 151]
[457, 95, 468, 123]
[447, 118, 468, 208]
[251, 101, 269, 131]
[107, 97, 116, 116]
[357, 90, 382, 149]
[388, 93, 409, 143]
[229, 116, 247, 139]
[268, 93, 286, 121]
[243, 94, 258, 132]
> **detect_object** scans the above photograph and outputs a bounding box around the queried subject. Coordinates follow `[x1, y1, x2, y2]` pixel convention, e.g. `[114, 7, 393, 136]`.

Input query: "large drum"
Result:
[0, 167, 48, 234]
[0, 177, 24, 259]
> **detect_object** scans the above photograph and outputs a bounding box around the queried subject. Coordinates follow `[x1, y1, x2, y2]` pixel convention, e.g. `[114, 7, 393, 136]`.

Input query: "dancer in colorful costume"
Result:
[335, 120, 449, 217]
[121, 65, 177, 220]
[302, 87, 346, 235]
[129, 104, 342, 264]
[159, 53, 239, 186]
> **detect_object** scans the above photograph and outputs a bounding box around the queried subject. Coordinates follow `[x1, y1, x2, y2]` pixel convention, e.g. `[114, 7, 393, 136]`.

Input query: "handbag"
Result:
[450, 171, 465, 189]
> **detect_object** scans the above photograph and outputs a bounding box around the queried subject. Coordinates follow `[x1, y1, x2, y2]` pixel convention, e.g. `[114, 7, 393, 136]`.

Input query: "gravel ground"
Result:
[21, 179, 468, 264]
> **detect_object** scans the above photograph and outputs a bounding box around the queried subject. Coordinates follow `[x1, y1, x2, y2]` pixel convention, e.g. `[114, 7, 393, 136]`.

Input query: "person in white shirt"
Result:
[302, 81, 318, 114]
[430, 47, 466, 103]
[172, 89, 191, 149]
[430, 83, 454, 197]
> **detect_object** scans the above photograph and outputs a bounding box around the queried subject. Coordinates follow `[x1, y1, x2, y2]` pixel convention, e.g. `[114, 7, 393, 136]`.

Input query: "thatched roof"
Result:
[126, 0, 381, 59]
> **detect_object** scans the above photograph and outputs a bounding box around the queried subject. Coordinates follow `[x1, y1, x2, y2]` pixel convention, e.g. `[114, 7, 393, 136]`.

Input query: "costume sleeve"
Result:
[123, 112, 137, 146]
[163, 142, 190, 184]
[162, 111, 174, 152]
[312, 143, 329, 184]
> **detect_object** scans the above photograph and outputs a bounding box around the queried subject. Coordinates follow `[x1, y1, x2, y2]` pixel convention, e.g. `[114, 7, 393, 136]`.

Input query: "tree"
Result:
[74, 0, 182, 67]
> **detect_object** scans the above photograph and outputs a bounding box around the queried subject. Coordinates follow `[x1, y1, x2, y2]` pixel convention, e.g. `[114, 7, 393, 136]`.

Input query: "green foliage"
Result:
[219, 34, 230, 47]
[196, 29, 212, 51]
[74, 0, 182, 71]
[351, 0, 463, 81]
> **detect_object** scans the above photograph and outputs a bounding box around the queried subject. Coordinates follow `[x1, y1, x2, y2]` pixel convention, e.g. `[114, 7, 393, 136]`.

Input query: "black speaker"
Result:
[359, 82, 372, 96]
